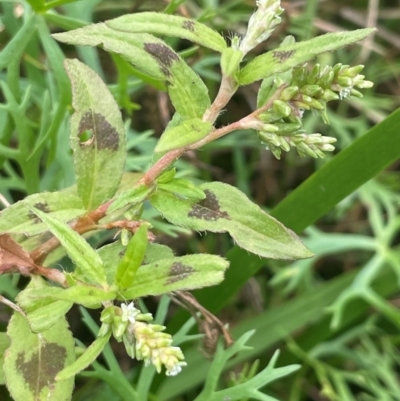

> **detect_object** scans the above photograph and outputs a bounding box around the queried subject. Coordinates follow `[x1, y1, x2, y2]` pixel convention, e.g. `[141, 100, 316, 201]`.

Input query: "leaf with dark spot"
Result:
[99, 242, 174, 285]
[144, 43, 179, 69]
[188, 190, 229, 221]
[78, 111, 119, 151]
[239, 28, 376, 85]
[166, 262, 194, 285]
[150, 182, 313, 260]
[65, 59, 126, 210]
[0, 191, 85, 236]
[273, 50, 296, 63]
[55, 25, 210, 120]
[105, 12, 227, 52]
[121, 254, 228, 299]
[4, 310, 75, 401]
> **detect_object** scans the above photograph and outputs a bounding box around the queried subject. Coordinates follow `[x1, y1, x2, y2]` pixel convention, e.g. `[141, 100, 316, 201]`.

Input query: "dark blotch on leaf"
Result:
[273, 50, 296, 63]
[144, 43, 179, 77]
[78, 111, 119, 151]
[166, 261, 194, 284]
[28, 202, 51, 224]
[16, 343, 66, 393]
[182, 20, 195, 32]
[188, 190, 229, 221]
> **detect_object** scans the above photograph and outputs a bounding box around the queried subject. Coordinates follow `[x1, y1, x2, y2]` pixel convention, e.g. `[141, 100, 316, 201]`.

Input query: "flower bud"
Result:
[318, 70, 335, 88]
[337, 76, 352, 87]
[273, 99, 292, 117]
[101, 306, 116, 324]
[300, 84, 322, 97]
[350, 88, 363, 97]
[307, 64, 320, 85]
[344, 65, 364, 78]
[112, 316, 128, 342]
[280, 85, 299, 101]
[308, 98, 325, 110]
[273, 122, 302, 133]
[321, 89, 339, 102]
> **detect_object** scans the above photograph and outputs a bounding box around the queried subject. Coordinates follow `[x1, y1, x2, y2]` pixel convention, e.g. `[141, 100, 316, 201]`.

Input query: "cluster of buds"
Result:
[256, 63, 373, 159]
[240, 0, 283, 54]
[99, 302, 186, 376]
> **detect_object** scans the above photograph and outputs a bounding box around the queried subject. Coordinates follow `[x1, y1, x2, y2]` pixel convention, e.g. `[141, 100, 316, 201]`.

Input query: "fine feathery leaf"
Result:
[150, 182, 313, 260]
[239, 28, 376, 85]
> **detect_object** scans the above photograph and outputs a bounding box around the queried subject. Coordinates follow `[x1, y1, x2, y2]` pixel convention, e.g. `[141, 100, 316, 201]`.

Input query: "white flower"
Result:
[121, 302, 140, 324]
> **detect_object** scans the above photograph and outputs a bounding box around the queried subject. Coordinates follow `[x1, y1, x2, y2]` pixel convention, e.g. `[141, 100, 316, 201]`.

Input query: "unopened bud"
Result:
[273, 99, 292, 117]
[281, 85, 299, 101]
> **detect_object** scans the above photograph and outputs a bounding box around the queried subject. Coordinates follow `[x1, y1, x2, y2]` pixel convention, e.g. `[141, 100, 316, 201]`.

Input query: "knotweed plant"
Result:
[0, 0, 374, 400]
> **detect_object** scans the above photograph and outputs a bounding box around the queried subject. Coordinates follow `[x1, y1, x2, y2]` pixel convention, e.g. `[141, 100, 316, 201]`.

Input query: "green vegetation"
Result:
[0, 0, 399, 400]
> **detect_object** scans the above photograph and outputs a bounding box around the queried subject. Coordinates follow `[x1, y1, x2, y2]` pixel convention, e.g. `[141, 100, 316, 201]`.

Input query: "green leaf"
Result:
[54, 25, 210, 119]
[106, 12, 227, 52]
[107, 184, 154, 214]
[0, 191, 85, 236]
[0, 332, 10, 385]
[18, 285, 116, 310]
[53, 24, 168, 80]
[4, 312, 75, 401]
[156, 119, 213, 153]
[64, 58, 126, 210]
[158, 178, 206, 201]
[239, 28, 376, 85]
[115, 225, 148, 290]
[220, 47, 243, 78]
[99, 242, 175, 284]
[30, 207, 107, 286]
[169, 109, 400, 338]
[26, 301, 73, 333]
[150, 182, 313, 260]
[56, 332, 111, 381]
[121, 254, 229, 299]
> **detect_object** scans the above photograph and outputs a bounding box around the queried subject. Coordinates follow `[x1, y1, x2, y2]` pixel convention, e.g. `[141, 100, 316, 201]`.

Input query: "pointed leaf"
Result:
[115, 224, 148, 289]
[4, 312, 75, 401]
[0, 192, 85, 236]
[121, 254, 229, 299]
[107, 184, 154, 214]
[155, 118, 212, 153]
[53, 25, 166, 80]
[99, 242, 175, 284]
[55, 26, 210, 119]
[18, 285, 116, 309]
[158, 178, 206, 201]
[30, 207, 107, 286]
[150, 182, 313, 260]
[64, 59, 126, 210]
[26, 301, 73, 333]
[239, 28, 376, 85]
[56, 332, 111, 381]
[106, 12, 227, 52]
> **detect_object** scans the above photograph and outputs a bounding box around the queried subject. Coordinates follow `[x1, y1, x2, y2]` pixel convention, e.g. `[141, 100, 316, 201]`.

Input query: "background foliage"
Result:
[1, 0, 400, 400]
